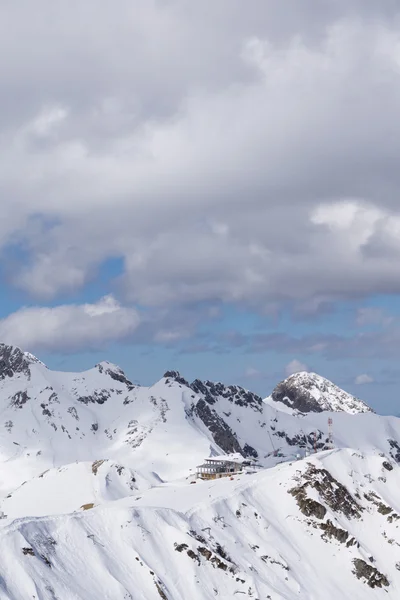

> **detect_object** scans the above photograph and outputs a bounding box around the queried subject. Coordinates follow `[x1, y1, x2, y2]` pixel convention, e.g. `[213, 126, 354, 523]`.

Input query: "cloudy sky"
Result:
[1, 1, 400, 413]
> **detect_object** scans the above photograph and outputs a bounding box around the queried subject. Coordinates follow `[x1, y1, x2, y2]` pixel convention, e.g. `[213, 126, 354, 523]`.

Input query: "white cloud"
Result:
[355, 373, 374, 385]
[0, 4, 399, 321]
[285, 359, 308, 377]
[0, 295, 140, 354]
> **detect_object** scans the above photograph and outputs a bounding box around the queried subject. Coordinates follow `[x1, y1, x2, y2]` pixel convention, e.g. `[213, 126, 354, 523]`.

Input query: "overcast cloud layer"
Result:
[1, 1, 400, 368]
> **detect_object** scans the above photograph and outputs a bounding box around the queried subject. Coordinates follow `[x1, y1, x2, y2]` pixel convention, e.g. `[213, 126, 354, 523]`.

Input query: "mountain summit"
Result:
[269, 371, 373, 414]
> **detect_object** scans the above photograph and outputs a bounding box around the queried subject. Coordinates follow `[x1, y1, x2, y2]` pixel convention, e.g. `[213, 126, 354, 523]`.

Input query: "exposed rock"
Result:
[191, 380, 263, 412]
[77, 390, 111, 405]
[378, 503, 392, 515]
[190, 379, 217, 405]
[364, 490, 395, 516]
[92, 460, 105, 475]
[292, 492, 327, 520]
[289, 464, 363, 520]
[270, 372, 373, 414]
[352, 559, 389, 589]
[96, 362, 135, 390]
[0, 345, 33, 381]
[261, 556, 289, 571]
[275, 430, 326, 451]
[163, 371, 190, 387]
[10, 391, 30, 409]
[194, 400, 243, 455]
[319, 520, 349, 543]
[388, 439, 400, 463]
[198, 546, 213, 561]
[243, 443, 258, 458]
[155, 581, 168, 600]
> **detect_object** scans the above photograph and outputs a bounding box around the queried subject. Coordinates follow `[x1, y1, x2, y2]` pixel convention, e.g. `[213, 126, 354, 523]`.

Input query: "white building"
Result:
[196, 453, 250, 480]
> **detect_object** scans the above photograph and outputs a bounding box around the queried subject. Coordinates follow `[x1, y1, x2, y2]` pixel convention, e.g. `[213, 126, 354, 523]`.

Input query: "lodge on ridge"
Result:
[196, 453, 256, 480]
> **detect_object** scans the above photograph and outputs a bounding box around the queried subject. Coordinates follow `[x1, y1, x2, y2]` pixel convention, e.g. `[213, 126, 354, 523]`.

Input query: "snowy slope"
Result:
[0, 449, 399, 598]
[268, 371, 373, 414]
[1, 460, 161, 519]
[1, 344, 400, 597]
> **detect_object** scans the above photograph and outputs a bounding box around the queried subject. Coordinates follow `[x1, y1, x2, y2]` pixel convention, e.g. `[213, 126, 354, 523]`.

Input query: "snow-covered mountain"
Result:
[1, 449, 400, 599]
[0, 343, 399, 597]
[0, 345, 396, 489]
[268, 371, 373, 414]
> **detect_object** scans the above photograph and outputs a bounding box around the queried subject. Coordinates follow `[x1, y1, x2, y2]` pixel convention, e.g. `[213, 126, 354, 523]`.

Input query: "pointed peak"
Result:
[95, 361, 135, 389]
[0, 344, 34, 380]
[24, 351, 47, 368]
[163, 371, 190, 386]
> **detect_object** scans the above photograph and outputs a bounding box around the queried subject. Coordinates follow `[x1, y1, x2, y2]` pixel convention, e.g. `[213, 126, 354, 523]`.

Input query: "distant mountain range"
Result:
[0, 343, 399, 598]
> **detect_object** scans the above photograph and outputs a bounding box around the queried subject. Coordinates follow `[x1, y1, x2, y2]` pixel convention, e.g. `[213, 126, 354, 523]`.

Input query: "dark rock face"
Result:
[270, 372, 372, 414]
[194, 400, 258, 458]
[275, 430, 326, 451]
[162, 371, 263, 411]
[289, 464, 363, 520]
[191, 380, 263, 412]
[0, 345, 32, 381]
[106, 369, 134, 389]
[243, 443, 258, 458]
[352, 559, 389, 589]
[10, 391, 30, 409]
[271, 379, 323, 413]
[319, 520, 349, 543]
[383, 460, 394, 471]
[194, 400, 243, 455]
[97, 363, 135, 390]
[296, 496, 327, 520]
[77, 390, 111, 405]
[190, 380, 217, 405]
[388, 439, 400, 462]
[163, 371, 190, 387]
[161, 371, 263, 456]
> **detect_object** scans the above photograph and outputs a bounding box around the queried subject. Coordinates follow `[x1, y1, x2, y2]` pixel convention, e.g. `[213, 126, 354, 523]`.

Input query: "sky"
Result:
[1, 1, 400, 414]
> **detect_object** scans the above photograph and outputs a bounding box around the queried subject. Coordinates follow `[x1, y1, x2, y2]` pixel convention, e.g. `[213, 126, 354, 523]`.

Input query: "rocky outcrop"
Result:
[352, 559, 389, 589]
[289, 463, 363, 520]
[163, 371, 191, 387]
[191, 380, 263, 412]
[194, 400, 243, 455]
[0, 345, 33, 381]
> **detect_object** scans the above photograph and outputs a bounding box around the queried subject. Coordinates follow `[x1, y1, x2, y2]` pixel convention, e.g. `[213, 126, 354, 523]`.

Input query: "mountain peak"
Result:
[163, 371, 190, 386]
[95, 361, 135, 389]
[269, 371, 373, 414]
[24, 351, 47, 368]
[0, 344, 34, 380]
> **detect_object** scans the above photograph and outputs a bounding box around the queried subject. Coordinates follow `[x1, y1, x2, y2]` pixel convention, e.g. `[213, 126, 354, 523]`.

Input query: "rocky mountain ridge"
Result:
[0, 343, 396, 487]
[0, 344, 397, 598]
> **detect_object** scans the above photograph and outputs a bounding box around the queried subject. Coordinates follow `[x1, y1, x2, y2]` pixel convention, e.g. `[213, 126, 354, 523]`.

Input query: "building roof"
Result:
[204, 453, 246, 464]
